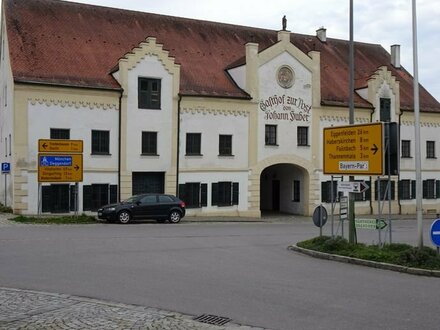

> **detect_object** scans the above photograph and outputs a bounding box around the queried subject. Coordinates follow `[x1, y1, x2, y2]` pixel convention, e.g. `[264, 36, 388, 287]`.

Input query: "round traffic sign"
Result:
[312, 205, 328, 228]
[430, 219, 440, 247]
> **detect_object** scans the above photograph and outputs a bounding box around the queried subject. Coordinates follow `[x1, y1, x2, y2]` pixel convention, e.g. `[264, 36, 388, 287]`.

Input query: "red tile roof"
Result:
[4, 0, 440, 111]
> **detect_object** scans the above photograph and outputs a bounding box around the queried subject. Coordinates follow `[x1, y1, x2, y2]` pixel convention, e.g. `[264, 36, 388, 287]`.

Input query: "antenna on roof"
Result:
[282, 15, 287, 31]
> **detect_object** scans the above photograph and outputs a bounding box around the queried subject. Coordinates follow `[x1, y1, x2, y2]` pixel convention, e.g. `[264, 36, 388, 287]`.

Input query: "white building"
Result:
[1, 0, 440, 217]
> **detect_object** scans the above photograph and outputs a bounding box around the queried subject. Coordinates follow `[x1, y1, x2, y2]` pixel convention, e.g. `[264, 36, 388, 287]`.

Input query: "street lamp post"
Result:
[412, 0, 423, 248]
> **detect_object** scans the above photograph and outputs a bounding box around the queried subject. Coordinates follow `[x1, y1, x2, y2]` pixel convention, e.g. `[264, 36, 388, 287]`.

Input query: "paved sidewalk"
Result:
[0, 287, 269, 330]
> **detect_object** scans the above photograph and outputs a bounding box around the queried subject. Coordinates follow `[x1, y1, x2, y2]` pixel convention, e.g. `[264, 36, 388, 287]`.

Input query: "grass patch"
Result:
[0, 202, 13, 213]
[297, 236, 440, 271]
[11, 214, 98, 224]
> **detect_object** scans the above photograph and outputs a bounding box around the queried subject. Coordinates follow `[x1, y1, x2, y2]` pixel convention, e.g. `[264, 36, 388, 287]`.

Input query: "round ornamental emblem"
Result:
[277, 65, 295, 89]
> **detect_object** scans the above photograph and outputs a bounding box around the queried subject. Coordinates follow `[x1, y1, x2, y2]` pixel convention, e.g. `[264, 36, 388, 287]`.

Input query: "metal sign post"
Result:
[1, 162, 10, 206]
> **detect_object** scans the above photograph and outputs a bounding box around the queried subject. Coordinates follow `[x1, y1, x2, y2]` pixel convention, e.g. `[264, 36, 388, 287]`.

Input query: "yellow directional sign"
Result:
[323, 123, 383, 175]
[38, 154, 83, 182]
[38, 139, 83, 153]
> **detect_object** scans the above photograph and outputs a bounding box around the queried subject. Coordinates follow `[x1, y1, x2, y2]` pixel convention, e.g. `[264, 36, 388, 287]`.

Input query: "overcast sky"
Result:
[66, 0, 440, 102]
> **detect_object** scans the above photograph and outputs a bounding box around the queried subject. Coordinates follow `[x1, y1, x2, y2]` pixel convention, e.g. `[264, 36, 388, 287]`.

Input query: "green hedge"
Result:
[11, 214, 97, 224]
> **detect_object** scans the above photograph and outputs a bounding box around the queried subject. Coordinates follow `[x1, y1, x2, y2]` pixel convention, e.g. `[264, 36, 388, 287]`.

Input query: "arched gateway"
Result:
[260, 163, 309, 215]
[248, 155, 317, 217]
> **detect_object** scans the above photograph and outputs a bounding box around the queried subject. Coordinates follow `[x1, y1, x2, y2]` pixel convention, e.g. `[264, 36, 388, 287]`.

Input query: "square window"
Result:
[186, 133, 201, 155]
[375, 180, 395, 201]
[292, 180, 300, 202]
[138, 78, 161, 109]
[142, 131, 157, 155]
[184, 182, 200, 208]
[265, 125, 277, 146]
[297, 127, 309, 146]
[50, 128, 70, 140]
[423, 179, 436, 199]
[427, 141, 436, 158]
[398, 180, 412, 200]
[91, 130, 110, 154]
[219, 135, 232, 156]
[401, 140, 411, 158]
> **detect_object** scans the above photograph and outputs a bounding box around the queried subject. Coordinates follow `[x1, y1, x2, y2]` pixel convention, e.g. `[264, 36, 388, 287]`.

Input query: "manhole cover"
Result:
[194, 314, 232, 326]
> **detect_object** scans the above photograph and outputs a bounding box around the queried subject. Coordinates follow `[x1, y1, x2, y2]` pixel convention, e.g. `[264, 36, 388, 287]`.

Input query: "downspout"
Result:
[118, 89, 123, 202]
[398, 111, 403, 214]
[369, 106, 375, 214]
[176, 94, 182, 195]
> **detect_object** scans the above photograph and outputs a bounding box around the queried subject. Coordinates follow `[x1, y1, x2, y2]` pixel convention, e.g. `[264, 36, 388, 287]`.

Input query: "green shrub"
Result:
[297, 236, 440, 271]
[399, 246, 440, 268]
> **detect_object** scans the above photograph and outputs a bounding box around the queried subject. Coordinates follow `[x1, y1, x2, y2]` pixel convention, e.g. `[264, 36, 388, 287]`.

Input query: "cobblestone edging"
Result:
[287, 245, 440, 278]
[0, 287, 269, 330]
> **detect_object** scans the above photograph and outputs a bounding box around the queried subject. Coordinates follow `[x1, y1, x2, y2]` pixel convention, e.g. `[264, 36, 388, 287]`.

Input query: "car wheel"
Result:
[118, 210, 131, 224]
[169, 210, 181, 224]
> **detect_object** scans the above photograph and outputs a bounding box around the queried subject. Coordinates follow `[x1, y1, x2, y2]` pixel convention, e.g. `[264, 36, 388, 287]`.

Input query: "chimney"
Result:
[245, 42, 259, 99]
[316, 27, 326, 42]
[391, 44, 400, 68]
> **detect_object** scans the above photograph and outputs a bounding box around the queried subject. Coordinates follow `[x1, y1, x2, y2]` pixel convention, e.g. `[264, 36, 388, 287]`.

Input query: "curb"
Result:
[287, 244, 440, 278]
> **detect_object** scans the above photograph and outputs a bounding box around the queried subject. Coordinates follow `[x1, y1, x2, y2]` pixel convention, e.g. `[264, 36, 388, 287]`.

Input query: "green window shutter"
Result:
[70, 185, 77, 211]
[83, 185, 92, 211]
[411, 180, 416, 199]
[178, 184, 186, 202]
[423, 180, 428, 198]
[321, 182, 328, 203]
[232, 182, 239, 205]
[42, 186, 52, 213]
[201, 183, 207, 207]
[211, 183, 218, 206]
[110, 185, 118, 204]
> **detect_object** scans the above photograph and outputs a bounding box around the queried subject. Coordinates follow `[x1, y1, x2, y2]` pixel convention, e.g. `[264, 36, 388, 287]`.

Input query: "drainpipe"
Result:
[397, 111, 403, 214]
[118, 89, 123, 202]
[176, 94, 182, 195]
[369, 107, 375, 214]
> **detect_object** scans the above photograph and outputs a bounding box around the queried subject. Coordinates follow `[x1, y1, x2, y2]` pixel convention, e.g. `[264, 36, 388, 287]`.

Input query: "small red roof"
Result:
[4, 0, 440, 111]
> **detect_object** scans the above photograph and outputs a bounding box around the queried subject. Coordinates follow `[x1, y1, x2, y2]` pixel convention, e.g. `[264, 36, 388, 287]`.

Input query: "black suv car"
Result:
[97, 194, 186, 224]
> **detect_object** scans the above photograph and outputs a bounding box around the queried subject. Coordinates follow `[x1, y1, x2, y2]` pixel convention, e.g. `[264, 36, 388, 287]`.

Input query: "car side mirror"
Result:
[135, 201, 141, 205]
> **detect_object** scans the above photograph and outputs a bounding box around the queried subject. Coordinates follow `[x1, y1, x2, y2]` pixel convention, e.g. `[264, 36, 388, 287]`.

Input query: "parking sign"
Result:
[1, 162, 10, 174]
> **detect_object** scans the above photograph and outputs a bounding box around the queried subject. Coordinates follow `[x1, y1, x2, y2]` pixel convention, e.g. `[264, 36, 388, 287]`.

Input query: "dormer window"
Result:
[138, 78, 161, 109]
[380, 98, 391, 122]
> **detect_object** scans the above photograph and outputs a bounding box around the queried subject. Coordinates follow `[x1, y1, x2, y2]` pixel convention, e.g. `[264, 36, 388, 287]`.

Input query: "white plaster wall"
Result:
[399, 121, 440, 172]
[179, 111, 249, 169]
[0, 23, 14, 207]
[227, 65, 246, 91]
[26, 102, 119, 214]
[126, 55, 173, 172]
[258, 52, 313, 162]
[28, 103, 119, 170]
[179, 171, 248, 213]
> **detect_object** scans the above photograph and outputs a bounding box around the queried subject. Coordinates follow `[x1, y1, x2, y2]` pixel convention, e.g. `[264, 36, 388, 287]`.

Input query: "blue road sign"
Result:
[39, 156, 72, 167]
[430, 219, 440, 247]
[1, 162, 10, 174]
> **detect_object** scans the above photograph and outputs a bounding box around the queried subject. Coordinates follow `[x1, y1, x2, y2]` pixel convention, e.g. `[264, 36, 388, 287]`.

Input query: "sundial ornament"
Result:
[277, 65, 295, 89]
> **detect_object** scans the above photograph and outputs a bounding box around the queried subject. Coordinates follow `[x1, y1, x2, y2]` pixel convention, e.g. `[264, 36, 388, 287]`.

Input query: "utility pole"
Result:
[412, 0, 423, 248]
[348, 0, 356, 244]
